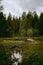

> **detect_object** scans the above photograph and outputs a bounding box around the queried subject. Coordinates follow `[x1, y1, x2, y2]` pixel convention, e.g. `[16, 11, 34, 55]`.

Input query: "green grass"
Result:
[0, 38, 43, 65]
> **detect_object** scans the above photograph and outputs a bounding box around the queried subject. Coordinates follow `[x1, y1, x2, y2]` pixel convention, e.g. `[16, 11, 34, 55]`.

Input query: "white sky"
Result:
[2, 0, 43, 17]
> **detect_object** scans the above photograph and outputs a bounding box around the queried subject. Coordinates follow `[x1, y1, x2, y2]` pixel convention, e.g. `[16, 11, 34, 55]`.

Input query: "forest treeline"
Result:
[0, 12, 43, 37]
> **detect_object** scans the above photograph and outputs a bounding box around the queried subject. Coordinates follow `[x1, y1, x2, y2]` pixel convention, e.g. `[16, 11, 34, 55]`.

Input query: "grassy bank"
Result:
[0, 38, 43, 65]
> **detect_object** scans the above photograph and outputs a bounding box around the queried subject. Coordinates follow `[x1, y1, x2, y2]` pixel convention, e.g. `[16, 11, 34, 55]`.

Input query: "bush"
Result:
[20, 29, 26, 36]
[27, 28, 33, 37]
[33, 29, 39, 37]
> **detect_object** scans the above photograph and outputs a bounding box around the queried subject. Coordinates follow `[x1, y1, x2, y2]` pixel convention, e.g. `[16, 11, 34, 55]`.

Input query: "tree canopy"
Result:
[0, 11, 43, 37]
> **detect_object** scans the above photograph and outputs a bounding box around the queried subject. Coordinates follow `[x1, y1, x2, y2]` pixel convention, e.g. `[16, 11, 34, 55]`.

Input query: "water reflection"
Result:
[13, 62, 18, 65]
[11, 50, 22, 65]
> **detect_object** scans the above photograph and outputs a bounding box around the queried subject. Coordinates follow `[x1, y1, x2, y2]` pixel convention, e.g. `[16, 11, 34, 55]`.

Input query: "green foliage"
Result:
[0, 11, 43, 37]
[33, 29, 39, 37]
[27, 28, 33, 37]
[26, 12, 33, 28]
[0, 12, 7, 37]
[39, 13, 43, 35]
[21, 47, 43, 65]
[32, 12, 39, 29]
[20, 29, 26, 36]
[0, 44, 12, 65]
[20, 12, 27, 31]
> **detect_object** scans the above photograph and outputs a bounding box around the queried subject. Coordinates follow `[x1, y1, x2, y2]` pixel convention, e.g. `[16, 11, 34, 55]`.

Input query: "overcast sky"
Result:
[2, 0, 43, 17]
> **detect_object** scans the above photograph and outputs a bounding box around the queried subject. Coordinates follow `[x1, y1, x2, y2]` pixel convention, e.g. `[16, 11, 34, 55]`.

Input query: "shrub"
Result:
[27, 28, 33, 37]
[20, 29, 26, 36]
[33, 29, 39, 37]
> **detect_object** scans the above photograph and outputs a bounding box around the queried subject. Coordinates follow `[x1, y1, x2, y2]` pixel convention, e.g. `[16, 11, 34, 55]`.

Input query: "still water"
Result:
[11, 50, 22, 65]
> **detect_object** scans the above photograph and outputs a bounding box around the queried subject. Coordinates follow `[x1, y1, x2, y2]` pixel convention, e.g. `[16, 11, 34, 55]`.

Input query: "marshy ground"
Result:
[0, 37, 43, 65]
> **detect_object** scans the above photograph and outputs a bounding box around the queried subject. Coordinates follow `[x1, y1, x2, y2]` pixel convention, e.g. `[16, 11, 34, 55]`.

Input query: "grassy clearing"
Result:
[0, 38, 43, 65]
